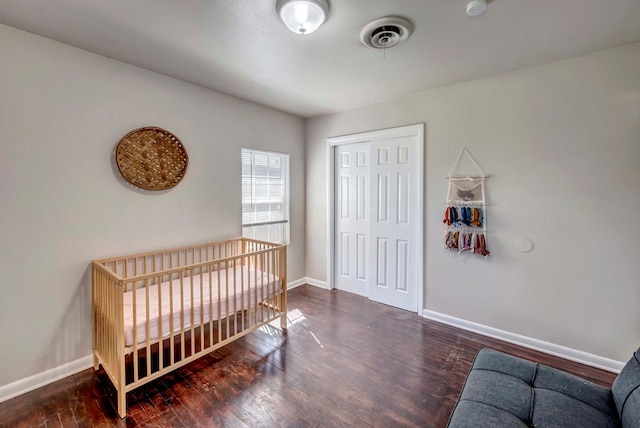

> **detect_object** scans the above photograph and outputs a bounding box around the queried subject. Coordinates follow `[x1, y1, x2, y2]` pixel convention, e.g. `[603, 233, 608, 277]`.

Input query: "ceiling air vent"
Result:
[360, 17, 413, 49]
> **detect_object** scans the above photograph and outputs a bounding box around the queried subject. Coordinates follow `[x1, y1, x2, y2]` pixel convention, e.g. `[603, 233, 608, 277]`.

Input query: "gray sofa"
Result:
[447, 347, 640, 427]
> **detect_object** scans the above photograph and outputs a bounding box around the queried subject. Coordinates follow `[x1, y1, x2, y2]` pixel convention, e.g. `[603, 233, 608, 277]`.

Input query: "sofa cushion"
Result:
[472, 346, 537, 383]
[533, 364, 617, 418]
[447, 400, 528, 428]
[532, 389, 618, 428]
[612, 347, 640, 428]
[447, 348, 620, 428]
[458, 369, 533, 422]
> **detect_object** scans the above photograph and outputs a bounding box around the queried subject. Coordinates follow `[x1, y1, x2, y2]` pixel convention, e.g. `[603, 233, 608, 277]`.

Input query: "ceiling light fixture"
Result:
[276, 0, 330, 35]
[466, 0, 487, 16]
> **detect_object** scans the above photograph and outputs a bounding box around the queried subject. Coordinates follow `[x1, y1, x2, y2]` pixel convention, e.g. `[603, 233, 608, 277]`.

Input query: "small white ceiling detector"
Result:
[360, 17, 413, 49]
[466, 0, 487, 16]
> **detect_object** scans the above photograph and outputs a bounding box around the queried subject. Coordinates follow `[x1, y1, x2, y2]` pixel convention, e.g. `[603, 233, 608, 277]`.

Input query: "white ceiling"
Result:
[1, 0, 640, 118]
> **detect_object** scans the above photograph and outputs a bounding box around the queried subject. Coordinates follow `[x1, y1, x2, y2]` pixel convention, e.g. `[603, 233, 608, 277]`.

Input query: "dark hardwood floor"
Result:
[0, 285, 616, 427]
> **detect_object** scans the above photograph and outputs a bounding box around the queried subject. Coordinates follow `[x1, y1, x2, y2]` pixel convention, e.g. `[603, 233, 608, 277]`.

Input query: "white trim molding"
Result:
[423, 310, 625, 373]
[287, 278, 307, 290]
[288, 277, 327, 290]
[303, 277, 328, 289]
[0, 355, 93, 404]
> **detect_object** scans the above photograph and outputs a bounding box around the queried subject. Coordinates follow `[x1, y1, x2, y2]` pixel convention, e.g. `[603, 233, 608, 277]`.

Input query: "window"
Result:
[241, 148, 289, 244]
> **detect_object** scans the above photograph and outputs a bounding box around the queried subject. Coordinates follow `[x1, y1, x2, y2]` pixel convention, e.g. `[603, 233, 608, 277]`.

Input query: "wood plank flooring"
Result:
[0, 285, 617, 427]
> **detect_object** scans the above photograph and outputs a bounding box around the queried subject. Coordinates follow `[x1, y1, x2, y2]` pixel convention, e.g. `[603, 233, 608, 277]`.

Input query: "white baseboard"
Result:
[0, 355, 93, 404]
[288, 278, 328, 290]
[287, 278, 307, 290]
[423, 310, 625, 373]
[303, 277, 328, 289]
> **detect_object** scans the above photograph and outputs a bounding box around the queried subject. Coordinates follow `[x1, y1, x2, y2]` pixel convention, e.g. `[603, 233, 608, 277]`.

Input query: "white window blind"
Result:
[241, 148, 289, 244]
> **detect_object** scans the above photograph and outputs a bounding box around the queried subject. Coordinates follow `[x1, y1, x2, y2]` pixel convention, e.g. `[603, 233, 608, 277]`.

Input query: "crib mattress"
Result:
[123, 265, 280, 347]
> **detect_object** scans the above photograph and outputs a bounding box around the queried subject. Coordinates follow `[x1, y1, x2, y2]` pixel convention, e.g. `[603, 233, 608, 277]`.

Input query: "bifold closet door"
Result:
[334, 142, 370, 297]
[368, 136, 418, 312]
[334, 135, 419, 312]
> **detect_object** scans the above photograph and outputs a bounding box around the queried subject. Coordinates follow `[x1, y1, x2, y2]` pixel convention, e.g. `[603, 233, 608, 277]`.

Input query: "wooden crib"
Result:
[91, 238, 287, 418]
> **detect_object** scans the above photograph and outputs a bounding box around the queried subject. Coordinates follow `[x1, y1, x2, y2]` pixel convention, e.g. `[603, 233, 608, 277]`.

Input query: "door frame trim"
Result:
[326, 123, 425, 313]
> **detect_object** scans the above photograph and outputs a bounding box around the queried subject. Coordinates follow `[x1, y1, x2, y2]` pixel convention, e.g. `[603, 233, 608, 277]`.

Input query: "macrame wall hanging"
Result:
[443, 148, 490, 257]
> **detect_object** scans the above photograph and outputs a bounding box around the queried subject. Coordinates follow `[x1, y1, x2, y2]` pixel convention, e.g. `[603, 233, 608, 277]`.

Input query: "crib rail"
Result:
[96, 238, 277, 280]
[91, 238, 286, 417]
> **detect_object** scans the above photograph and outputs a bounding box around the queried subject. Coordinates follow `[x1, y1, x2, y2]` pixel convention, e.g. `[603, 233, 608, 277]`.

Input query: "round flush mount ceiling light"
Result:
[360, 17, 413, 49]
[466, 0, 487, 16]
[276, 0, 330, 35]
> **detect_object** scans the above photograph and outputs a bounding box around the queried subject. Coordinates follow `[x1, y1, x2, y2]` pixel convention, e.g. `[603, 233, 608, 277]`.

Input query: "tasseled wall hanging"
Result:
[443, 148, 490, 257]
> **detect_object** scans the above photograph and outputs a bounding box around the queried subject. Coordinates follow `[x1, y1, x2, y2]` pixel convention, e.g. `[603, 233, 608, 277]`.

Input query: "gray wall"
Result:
[305, 43, 640, 362]
[0, 24, 305, 388]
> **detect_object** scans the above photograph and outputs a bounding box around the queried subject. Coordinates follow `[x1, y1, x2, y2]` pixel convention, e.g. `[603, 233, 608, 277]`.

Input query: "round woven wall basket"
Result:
[116, 127, 188, 191]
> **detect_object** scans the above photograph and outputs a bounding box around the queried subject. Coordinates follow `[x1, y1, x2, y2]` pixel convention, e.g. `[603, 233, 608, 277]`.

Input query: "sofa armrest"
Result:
[612, 347, 640, 428]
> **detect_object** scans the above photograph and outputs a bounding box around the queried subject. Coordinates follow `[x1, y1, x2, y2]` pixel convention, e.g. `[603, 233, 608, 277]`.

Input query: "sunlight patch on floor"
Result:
[262, 308, 306, 333]
[309, 331, 324, 348]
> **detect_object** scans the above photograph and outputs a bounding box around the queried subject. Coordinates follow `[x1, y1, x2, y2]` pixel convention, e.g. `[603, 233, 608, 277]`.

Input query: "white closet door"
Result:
[368, 136, 418, 312]
[334, 143, 370, 297]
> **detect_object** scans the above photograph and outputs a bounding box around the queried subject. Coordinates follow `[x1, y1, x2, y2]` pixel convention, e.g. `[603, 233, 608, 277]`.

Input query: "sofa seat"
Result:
[447, 347, 640, 428]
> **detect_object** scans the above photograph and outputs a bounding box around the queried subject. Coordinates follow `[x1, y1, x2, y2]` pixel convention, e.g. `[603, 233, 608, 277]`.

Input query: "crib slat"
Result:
[263, 251, 268, 321]
[233, 258, 238, 335]
[131, 278, 138, 383]
[199, 268, 204, 354]
[208, 267, 214, 347]
[225, 261, 230, 340]
[157, 274, 163, 371]
[268, 250, 273, 318]
[179, 271, 185, 362]
[260, 252, 265, 323]
[145, 278, 151, 379]
[263, 252, 268, 321]
[190, 268, 195, 357]
[217, 264, 222, 344]
[240, 256, 245, 332]
[169, 269, 175, 366]
[253, 254, 259, 327]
